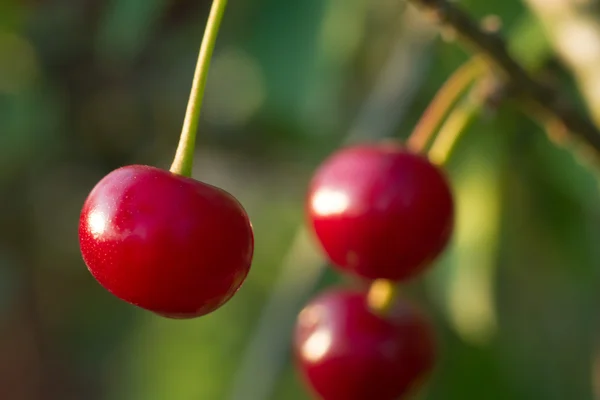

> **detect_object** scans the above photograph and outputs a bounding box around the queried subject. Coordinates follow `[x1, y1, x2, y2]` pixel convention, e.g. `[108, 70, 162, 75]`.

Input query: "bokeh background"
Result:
[2, 0, 600, 399]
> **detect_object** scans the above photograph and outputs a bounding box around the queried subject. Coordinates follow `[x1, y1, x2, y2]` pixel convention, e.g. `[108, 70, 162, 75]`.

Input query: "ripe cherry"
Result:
[294, 288, 436, 400]
[307, 143, 454, 281]
[79, 165, 254, 318]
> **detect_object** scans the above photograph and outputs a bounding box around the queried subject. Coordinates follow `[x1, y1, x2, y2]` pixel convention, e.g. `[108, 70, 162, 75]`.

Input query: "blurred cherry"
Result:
[307, 143, 454, 281]
[294, 287, 436, 400]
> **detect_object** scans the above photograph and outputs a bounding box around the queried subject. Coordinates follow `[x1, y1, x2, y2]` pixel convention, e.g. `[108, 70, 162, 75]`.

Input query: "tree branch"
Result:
[407, 0, 600, 161]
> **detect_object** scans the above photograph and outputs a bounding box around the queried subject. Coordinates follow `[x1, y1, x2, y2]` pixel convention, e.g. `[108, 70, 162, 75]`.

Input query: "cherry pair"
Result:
[295, 142, 455, 399]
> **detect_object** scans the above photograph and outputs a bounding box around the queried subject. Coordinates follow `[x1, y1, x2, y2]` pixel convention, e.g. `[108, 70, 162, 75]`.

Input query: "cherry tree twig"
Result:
[407, 0, 600, 161]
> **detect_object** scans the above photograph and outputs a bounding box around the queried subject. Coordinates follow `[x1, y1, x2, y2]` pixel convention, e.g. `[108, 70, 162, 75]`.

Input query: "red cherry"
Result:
[78, 165, 254, 318]
[294, 288, 436, 400]
[307, 143, 454, 281]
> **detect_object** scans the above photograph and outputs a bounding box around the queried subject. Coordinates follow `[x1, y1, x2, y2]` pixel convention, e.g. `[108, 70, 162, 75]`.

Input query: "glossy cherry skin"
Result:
[294, 288, 436, 400]
[79, 165, 254, 318]
[307, 143, 454, 281]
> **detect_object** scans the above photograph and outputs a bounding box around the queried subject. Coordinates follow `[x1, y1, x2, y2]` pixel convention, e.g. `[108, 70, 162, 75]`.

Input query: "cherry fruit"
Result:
[307, 143, 454, 281]
[79, 165, 254, 318]
[294, 288, 436, 400]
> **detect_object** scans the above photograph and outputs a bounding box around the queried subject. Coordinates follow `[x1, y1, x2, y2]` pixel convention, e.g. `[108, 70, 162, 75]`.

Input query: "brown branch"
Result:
[408, 0, 600, 160]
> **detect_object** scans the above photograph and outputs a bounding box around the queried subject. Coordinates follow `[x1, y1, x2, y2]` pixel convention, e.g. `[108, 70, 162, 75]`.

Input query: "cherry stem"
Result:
[428, 95, 481, 165]
[367, 279, 401, 315]
[170, 0, 228, 177]
[406, 57, 484, 154]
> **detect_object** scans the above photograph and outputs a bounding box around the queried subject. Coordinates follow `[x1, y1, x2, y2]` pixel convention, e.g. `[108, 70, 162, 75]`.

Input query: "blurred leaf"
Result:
[507, 13, 552, 70]
[426, 107, 509, 347]
[0, 32, 39, 94]
[243, 0, 326, 124]
[494, 130, 597, 400]
[530, 133, 600, 211]
[0, 248, 20, 319]
[0, 83, 65, 182]
[461, 0, 525, 23]
[0, 0, 23, 31]
[242, 0, 369, 137]
[96, 0, 168, 65]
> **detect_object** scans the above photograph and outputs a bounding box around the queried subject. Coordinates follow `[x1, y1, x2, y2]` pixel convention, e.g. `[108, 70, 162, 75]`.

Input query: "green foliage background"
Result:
[0, 0, 599, 399]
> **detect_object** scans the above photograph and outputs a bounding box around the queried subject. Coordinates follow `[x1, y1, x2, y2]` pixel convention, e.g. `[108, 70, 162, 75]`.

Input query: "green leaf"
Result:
[507, 13, 552, 70]
[426, 114, 507, 347]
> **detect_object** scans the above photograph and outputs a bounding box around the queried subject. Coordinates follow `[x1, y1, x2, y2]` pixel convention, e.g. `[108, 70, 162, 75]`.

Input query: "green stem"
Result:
[428, 96, 481, 165]
[170, 0, 228, 177]
[367, 279, 401, 316]
[406, 57, 484, 154]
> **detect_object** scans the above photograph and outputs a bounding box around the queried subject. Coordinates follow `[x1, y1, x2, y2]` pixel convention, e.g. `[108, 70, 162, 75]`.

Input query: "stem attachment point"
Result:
[367, 279, 400, 315]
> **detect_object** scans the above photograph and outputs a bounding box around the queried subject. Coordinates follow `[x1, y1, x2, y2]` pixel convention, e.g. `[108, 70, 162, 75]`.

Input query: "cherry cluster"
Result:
[294, 143, 455, 400]
[76, 3, 457, 398]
